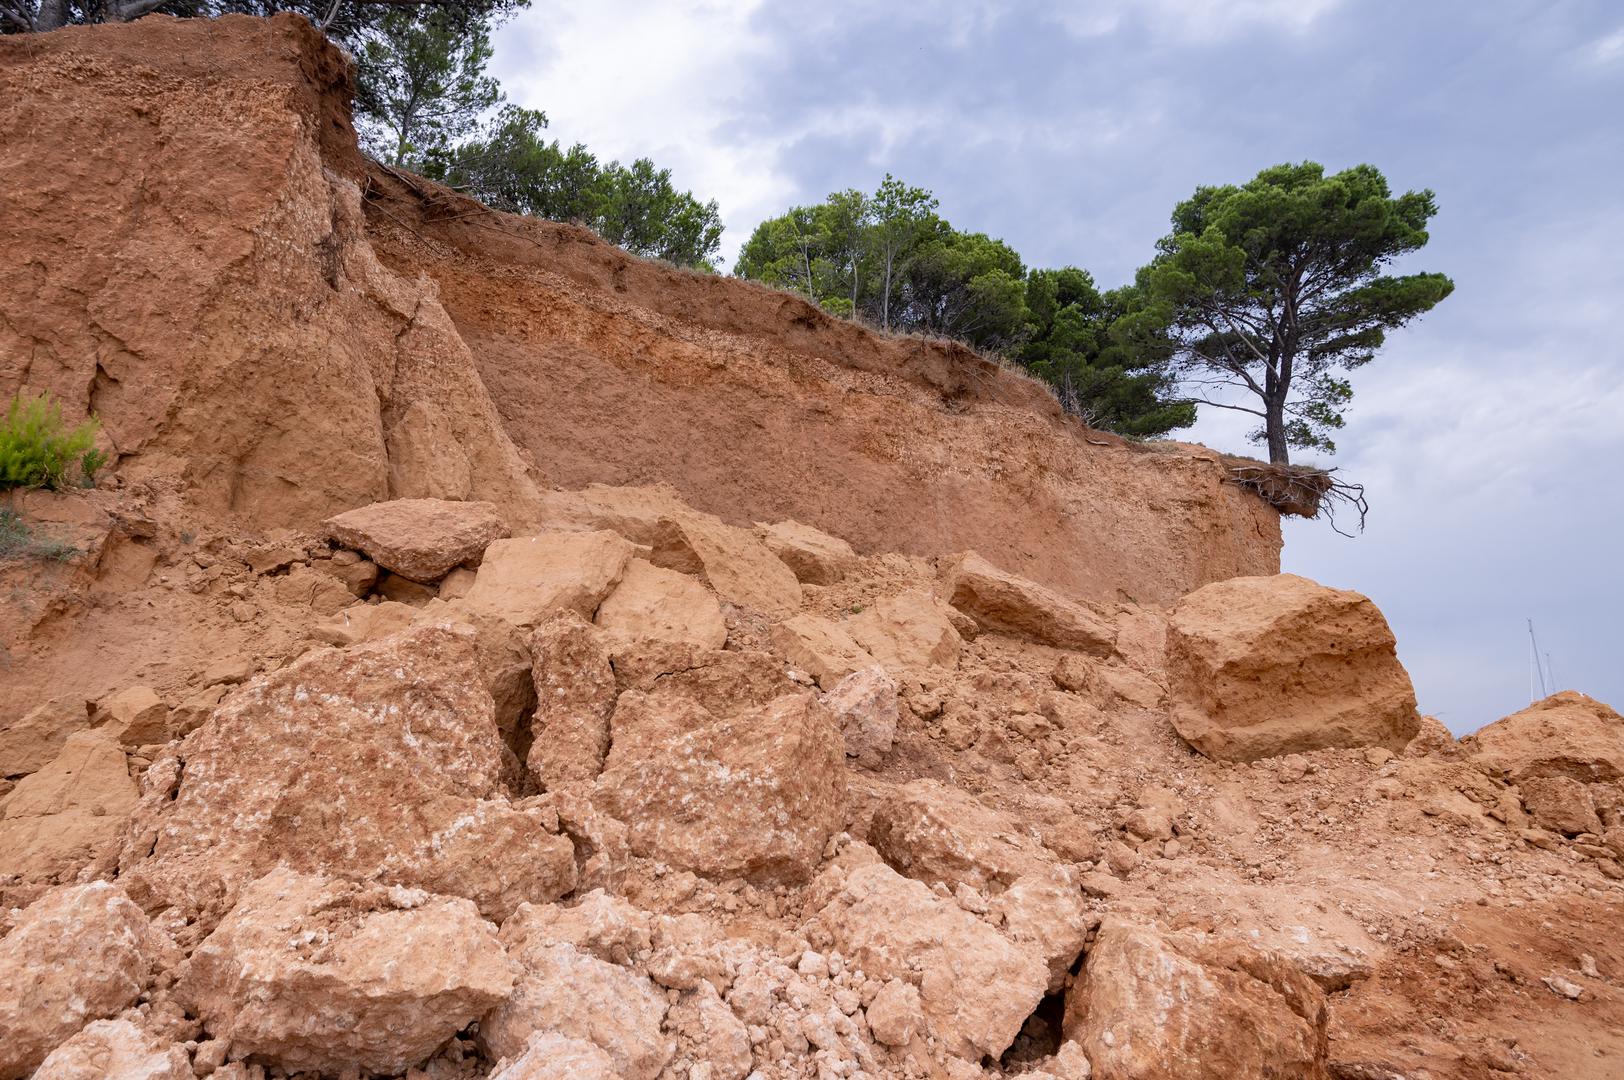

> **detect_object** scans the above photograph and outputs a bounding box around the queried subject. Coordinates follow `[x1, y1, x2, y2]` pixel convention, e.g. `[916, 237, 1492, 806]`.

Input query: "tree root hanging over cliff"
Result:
[1225, 461, 1369, 535]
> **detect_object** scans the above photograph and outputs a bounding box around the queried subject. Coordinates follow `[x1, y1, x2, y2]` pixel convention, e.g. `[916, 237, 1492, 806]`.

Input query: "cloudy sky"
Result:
[490, 1, 1624, 733]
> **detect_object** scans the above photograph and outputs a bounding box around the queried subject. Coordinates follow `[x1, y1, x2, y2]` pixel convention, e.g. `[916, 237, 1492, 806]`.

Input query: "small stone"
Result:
[95, 686, 170, 747]
[1542, 975, 1583, 1000]
[865, 980, 925, 1047]
[1051, 652, 1095, 695]
[1105, 841, 1139, 878]
[821, 666, 899, 767]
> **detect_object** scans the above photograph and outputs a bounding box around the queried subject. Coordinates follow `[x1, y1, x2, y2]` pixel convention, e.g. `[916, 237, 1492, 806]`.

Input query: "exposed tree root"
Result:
[1225, 461, 1368, 535]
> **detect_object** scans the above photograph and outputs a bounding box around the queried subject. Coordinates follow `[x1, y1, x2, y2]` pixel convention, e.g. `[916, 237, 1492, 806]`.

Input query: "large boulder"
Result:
[754, 519, 858, 585]
[481, 940, 672, 1080]
[0, 697, 93, 779]
[594, 558, 727, 653]
[527, 612, 617, 789]
[597, 692, 845, 882]
[769, 614, 877, 689]
[938, 551, 1115, 655]
[813, 858, 1048, 1061]
[655, 513, 802, 616]
[1062, 920, 1328, 1080]
[462, 530, 634, 629]
[1520, 775, 1602, 836]
[178, 868, 516, 1076]
[847, 591, 963, 674]
[0, 731, 137, 882]
[541, 486, 802, 615]
[1164, 574, 1419, 762]
[323, 498, 507, 583]
[868, 778, 1056, 892]
[0, 882, 172, 1080]
[119, 624, 575, 923]
[490, 1033, 621, 1080]
[1465, 691, 1624, 782]
[30, 1020, 191, 1080]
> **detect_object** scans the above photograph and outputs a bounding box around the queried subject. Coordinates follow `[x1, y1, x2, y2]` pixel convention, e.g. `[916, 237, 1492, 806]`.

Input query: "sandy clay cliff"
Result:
[2, 14, 1622, 1080]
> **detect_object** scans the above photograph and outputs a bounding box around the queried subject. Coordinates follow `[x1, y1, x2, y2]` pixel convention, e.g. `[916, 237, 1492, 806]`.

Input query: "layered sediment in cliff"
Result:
[0, 13, 1277, 609]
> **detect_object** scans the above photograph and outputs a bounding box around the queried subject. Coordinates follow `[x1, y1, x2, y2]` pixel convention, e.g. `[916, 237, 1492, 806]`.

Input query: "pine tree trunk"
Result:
[881, 247, 892, 332]
[1265, 396, 1290, 465]
[36, 0, 69, 30]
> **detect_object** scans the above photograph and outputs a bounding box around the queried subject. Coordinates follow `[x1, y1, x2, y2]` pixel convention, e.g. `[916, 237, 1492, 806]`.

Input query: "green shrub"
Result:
[0, 392, 103, 491]
[0, 508, 79, 563]
[79, 448, 110, 487]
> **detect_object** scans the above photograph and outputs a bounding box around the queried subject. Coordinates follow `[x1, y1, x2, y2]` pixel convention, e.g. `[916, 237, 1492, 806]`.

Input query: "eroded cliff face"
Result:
[0, 14, 541, 527]
[362, 183, 1280, 605]
[0, 13, 1277, 608]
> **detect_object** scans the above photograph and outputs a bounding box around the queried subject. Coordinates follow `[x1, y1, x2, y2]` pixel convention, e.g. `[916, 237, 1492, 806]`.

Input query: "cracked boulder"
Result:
[0, 731, 138, 884]
[597, 690, 844, 882]
[118, 624, 574, 925]
[812, 856, 1047, 1060]
[178, 867, 515, 1076]
[0, 882, 173, 1080]
[1062, 920, 1328, 1080]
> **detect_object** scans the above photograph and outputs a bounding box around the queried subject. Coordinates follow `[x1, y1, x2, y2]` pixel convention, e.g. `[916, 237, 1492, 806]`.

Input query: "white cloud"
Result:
[1057, 0, 1341, 41]
[1588, 26, 1624, 65]
[489, 1, 789, 265]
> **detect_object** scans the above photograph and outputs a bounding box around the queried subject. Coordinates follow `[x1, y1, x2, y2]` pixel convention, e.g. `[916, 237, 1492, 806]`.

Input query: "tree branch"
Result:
[1192, 319, 1270, 399]
[0, 0, 37, 30]
[1189, 397, 1266, 416]
[110, 0, 174, 20]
